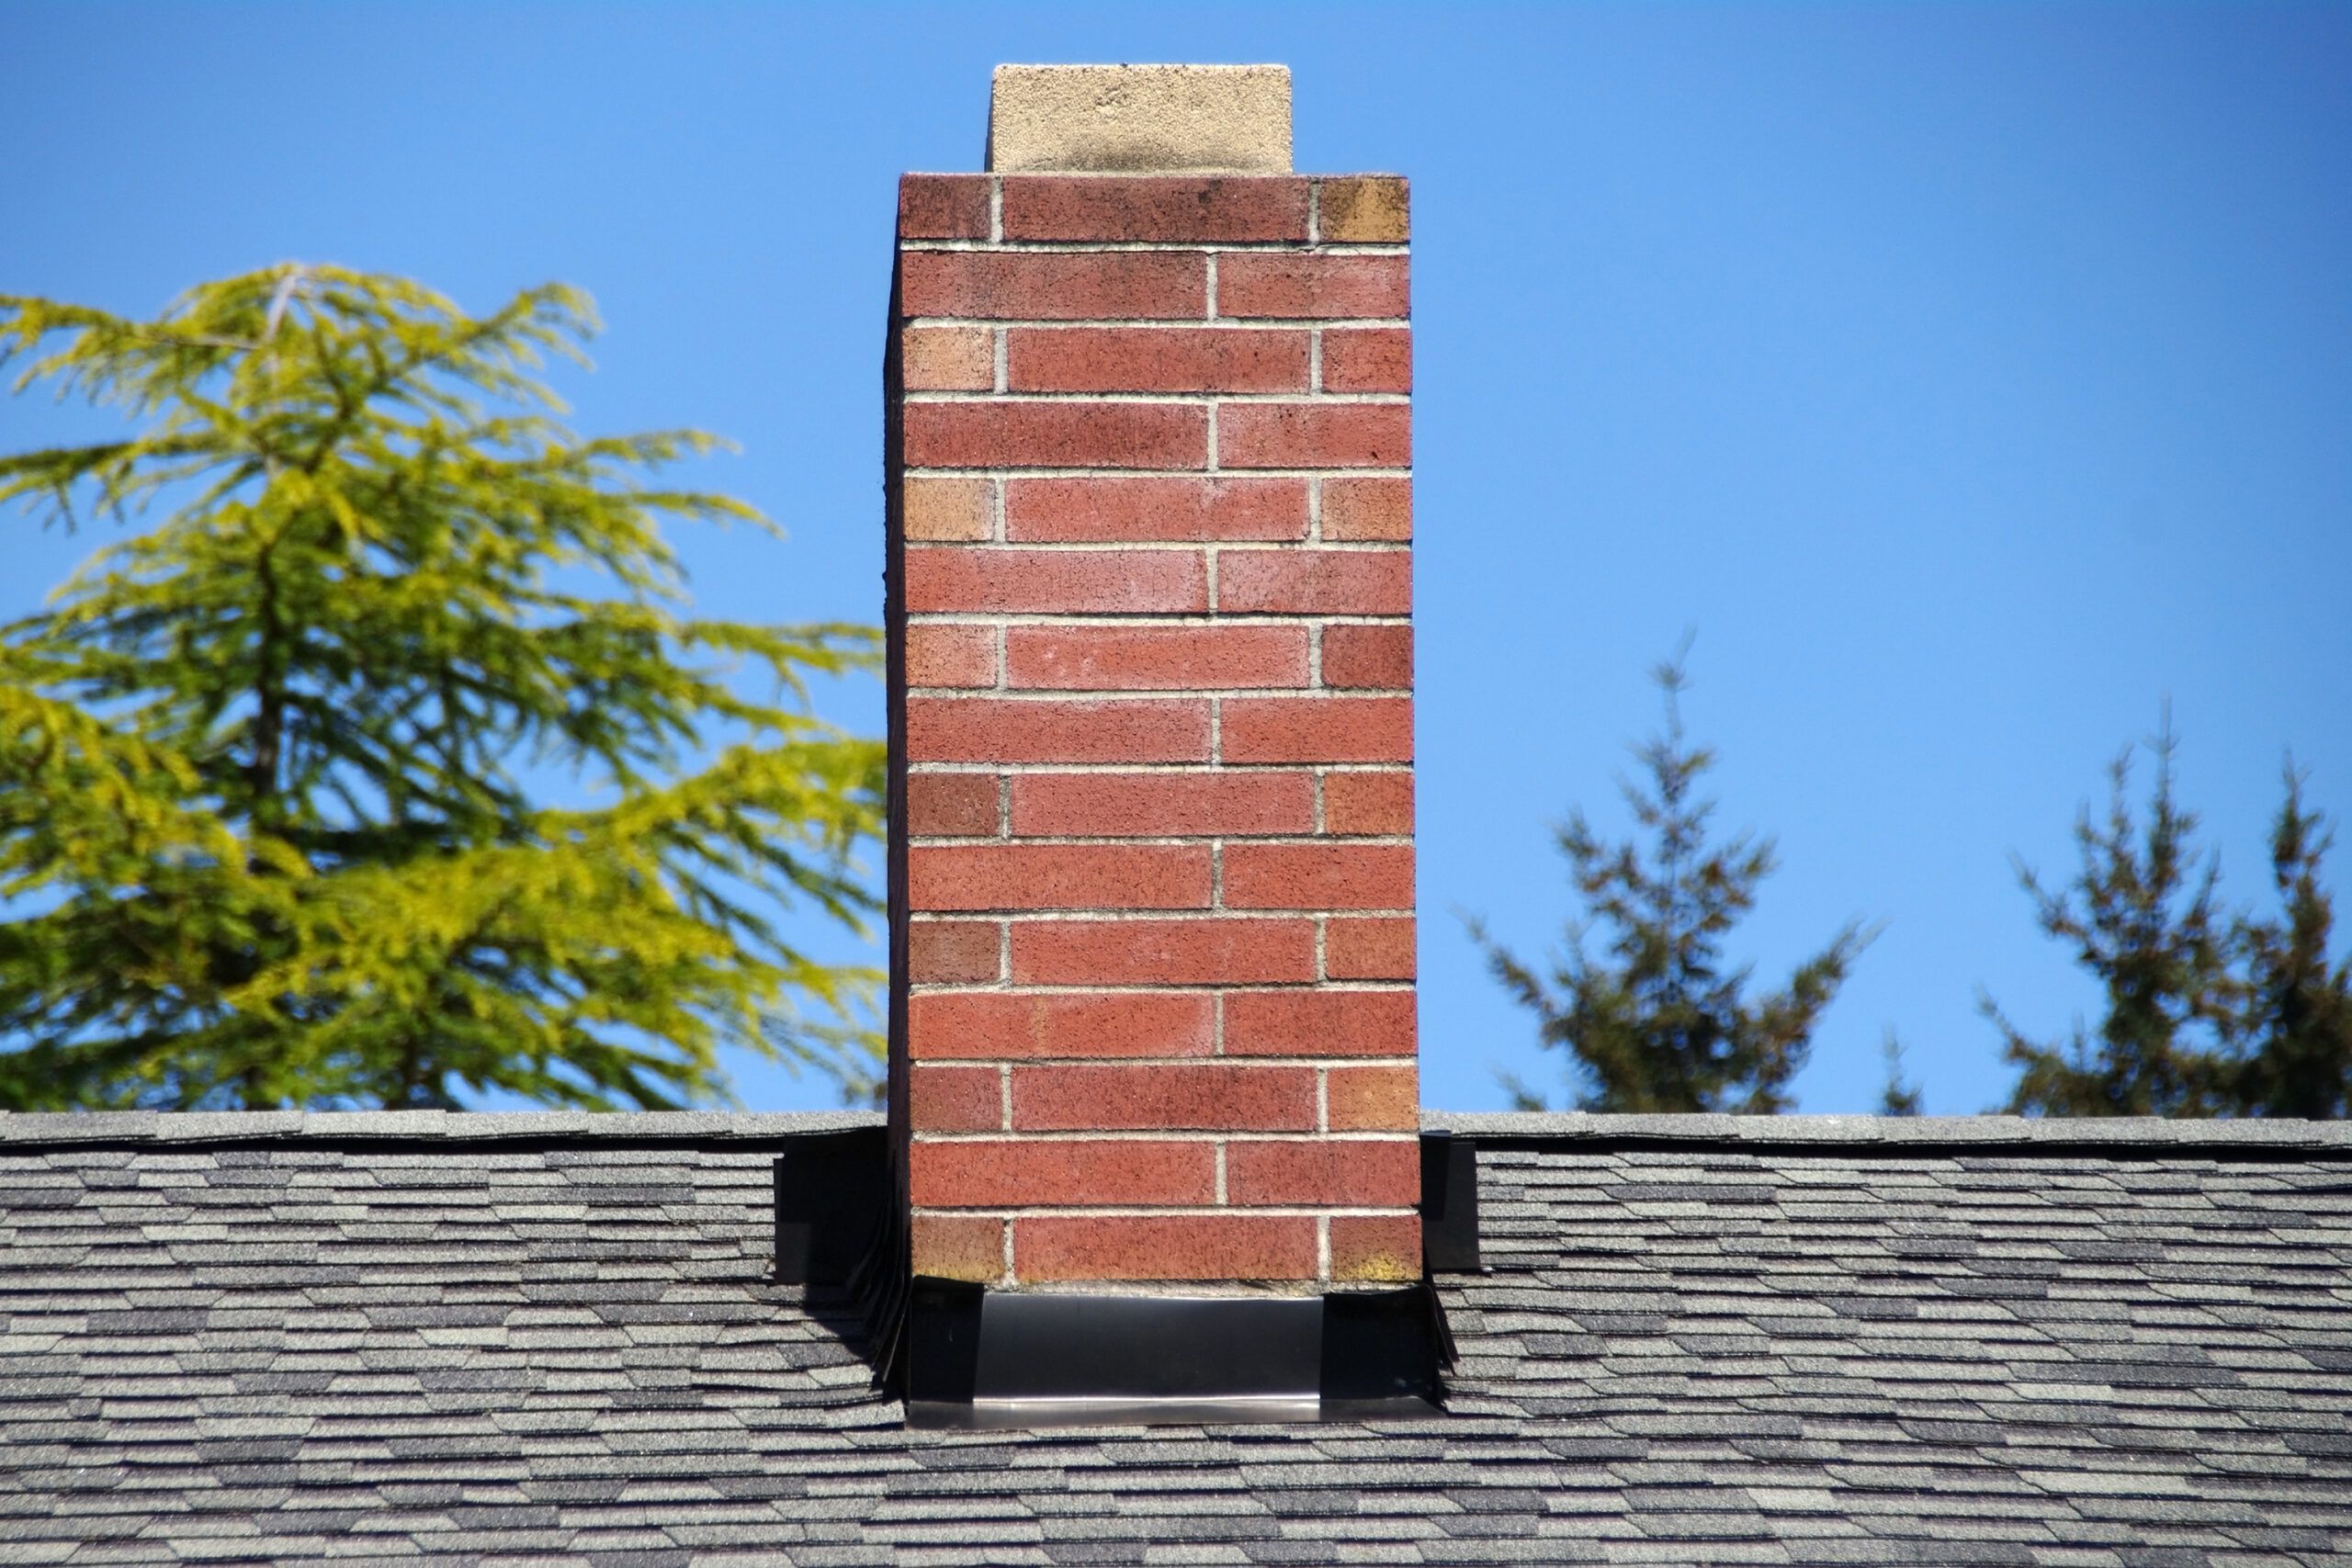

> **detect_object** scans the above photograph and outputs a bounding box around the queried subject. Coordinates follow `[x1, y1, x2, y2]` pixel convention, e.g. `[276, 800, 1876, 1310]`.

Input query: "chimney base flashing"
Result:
[908, 1394, 1439, 1431]
[903, 1279, 1449, 1427]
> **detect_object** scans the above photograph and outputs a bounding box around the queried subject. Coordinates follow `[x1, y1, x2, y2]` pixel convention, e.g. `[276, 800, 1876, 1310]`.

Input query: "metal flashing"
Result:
[771, 1124, 888, 1285]
[903, 1283, 1448, 1428]
[1419, 1130, 1483, 1272]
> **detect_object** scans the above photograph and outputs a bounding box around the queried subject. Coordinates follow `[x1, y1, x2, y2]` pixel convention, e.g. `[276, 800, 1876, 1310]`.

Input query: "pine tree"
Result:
[0, 266, 885, 1111]
[1878, 1030, 1924, 1117]
[1984, 718, 2240, 1117]
[1470, 653, 1871, 1113]
[2233, 763, 2352, 1117]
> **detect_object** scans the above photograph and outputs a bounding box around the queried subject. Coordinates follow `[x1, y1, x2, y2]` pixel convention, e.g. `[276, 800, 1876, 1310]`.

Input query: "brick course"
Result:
[890, 168, 1418, 1288]
[1009, 328, 1309, 394]
[1007, 478, 1307, 542]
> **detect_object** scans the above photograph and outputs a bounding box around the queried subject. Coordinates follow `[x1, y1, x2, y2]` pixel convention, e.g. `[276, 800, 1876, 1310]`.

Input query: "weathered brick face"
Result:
[887, 172, 1417, 1290]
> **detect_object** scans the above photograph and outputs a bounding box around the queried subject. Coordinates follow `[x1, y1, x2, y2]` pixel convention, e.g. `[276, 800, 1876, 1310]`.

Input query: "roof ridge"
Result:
[4, 1106, 2346, 1151]
[1430, 1110, 2352, 1153]
[0, 1108, 884, 1147]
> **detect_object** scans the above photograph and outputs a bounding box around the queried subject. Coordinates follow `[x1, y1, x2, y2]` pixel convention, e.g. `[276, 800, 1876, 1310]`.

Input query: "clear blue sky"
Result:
[5, 3, 2346, 1115]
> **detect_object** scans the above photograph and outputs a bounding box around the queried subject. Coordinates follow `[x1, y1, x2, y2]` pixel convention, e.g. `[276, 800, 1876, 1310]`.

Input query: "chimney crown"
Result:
[988, 64, 1293, 174]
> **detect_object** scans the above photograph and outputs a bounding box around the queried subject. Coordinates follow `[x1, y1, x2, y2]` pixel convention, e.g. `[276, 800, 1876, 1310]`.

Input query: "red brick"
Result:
[1011, 1064, 1315, 1131]
[901, 326, 995, 391]
[1015, 1214, 1317, 1282]
[1225, 844, 1413, 911]
[1007, 626, 1307, 691]
[1219, 404, 1410, 469]
[906, 773, 1000, 838]
[909, 843, 1211, 911]
[903, 477, 992, 541]
[1322, 477, 1410, 541]
[1012, 772, 1314, 837]
[1326, 917, 1415, 980]
[899, 251, 1204, 321]
[1217, 254, 1408, 320]
[1222, 697, 1411, 763]
[905, 624, 997, 689]
[1317, 177, 1409, 243]
[911, 1213, 1005, 1282]
[1007, 477, 1307, 543]
[1012, 919, 1317, 986]
[1328, 1066, 1419, 1131]
[1001, 175, 1309, 243]
[1009, 328, 1307, 393]
[1329, 1214, 1421, 1282]
[1226, 1139, 1419, 1206]
[908, 698, 1210, 764]
[909, 991, 1215, 1060]
[905, 548, 1207, 615]
[1320, 328, 1411, 393]
[899, 174, 990, 240]
[909, 920, 1002, 984]
[904, 401, 1207, 470]
[1321, 624, 1412, 689]
[1218, 550, 1409, 615]
[1323, 771, 1413, 835]
[913, 1139, 1216, 1208]
[908, 1065, 1001, 1133]
[1223, 990, 1418, 1056]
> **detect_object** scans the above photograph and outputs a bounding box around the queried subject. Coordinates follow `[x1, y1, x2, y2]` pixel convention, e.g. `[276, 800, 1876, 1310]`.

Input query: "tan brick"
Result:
[910, 1213, 1006, 1283]
[1014, 1214, 1318, 1282]
[1329, 1214, 1420, 1282]
[902, 478, 991, 542]
[901, 326, 994, 391]
[1317, 176, 1409, 243]
[1327, 1065, 1419, 1131]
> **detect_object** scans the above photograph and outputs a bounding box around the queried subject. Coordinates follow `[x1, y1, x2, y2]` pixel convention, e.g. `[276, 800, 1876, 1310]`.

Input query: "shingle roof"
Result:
[3, 1111, 2348, 1566]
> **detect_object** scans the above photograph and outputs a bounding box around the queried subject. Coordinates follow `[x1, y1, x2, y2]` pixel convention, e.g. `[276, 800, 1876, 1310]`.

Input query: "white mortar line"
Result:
[900, 390, 1406, 405]
[909, 833, 1411, 849]
[902, 464, 1410, 479]
[899, 316, 1411, 331]
[899, 241, 1408, 256]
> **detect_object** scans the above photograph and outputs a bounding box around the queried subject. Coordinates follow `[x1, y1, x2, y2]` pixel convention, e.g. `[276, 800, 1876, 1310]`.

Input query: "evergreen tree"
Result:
[0, 266, 884, 1111]
[1878, 1030, 1924, 1117]
[2233, 763, 2352, 1117]
[1984, 719, 2240, 1116]
[1470, 653, 1871, 1113]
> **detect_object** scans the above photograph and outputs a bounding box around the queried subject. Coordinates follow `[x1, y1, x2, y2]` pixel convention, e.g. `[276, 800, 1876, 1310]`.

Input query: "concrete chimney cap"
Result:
[987, 64, 1293, 175]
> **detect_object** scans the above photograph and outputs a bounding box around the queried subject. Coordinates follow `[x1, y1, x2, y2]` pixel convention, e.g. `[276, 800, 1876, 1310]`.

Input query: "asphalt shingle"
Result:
[1, 1113, 2347, 1566]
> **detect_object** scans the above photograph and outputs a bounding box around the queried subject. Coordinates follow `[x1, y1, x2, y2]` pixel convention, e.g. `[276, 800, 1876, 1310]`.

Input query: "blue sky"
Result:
[4, 2, 2346, 1115]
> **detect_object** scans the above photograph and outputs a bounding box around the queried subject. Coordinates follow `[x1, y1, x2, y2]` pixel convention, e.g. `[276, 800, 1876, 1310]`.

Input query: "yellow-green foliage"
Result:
[0, 266, 885, 1111]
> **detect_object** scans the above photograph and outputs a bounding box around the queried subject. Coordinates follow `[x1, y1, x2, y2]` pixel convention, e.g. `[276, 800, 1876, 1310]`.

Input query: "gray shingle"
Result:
[3, 1113, 2348, 1565]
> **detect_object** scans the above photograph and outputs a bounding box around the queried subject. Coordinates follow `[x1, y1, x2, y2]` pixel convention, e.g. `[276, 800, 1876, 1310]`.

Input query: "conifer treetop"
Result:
[0, 265, 885, 1111]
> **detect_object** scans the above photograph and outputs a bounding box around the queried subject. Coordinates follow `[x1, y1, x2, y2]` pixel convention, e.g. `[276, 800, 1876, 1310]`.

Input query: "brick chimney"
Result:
[887, 65, 1417, 1299]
